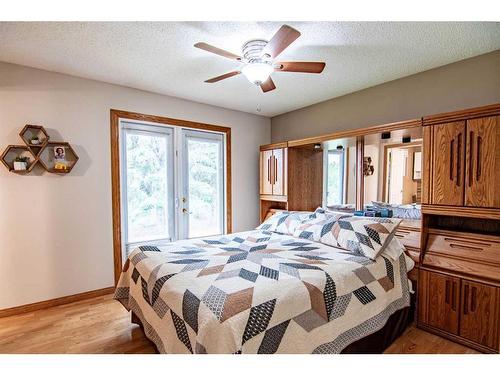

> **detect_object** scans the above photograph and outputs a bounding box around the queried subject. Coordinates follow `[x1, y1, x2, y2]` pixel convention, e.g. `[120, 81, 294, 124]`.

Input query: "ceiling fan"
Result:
[194, 25, 326, 93]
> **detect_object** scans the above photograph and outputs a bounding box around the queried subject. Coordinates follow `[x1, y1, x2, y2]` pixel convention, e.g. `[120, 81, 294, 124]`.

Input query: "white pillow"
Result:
[257, 211, 313, 235]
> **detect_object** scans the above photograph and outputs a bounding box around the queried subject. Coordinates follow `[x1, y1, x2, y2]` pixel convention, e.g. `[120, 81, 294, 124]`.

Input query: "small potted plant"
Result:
[13, 156, 30, 171]
[30, 135, 40, 145]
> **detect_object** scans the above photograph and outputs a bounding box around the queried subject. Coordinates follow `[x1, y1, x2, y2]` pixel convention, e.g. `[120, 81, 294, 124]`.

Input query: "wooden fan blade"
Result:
[204, 71, 241, 83]
[275, 62, 326, 73]
[194, 42, 242, 61]
[260, 77, 276, 93]
[263, 25, 301, 59]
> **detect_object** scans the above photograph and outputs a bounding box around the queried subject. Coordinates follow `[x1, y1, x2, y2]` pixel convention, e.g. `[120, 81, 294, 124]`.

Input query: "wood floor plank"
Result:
[0, 294, 478, 354]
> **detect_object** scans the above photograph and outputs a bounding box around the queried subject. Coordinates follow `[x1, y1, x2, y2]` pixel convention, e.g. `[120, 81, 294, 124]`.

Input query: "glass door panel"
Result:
[121, 123, 174, 253]
[182, 130, 224, 239]
[326, 150, 344, 206]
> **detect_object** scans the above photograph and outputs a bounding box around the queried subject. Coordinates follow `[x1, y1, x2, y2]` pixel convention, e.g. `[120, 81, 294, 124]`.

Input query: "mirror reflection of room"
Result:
[322, 137, 357, 212]
[363, 128, 422, 219]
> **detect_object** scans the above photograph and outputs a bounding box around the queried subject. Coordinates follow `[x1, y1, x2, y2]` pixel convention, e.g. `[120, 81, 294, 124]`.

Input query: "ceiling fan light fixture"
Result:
[241, 63, 274, 85]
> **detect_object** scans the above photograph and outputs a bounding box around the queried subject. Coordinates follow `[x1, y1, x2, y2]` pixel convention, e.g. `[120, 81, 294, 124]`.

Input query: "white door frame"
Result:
[118, 118, 227, 258]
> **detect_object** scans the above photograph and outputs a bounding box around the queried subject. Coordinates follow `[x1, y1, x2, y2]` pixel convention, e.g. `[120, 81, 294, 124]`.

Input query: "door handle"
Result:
[445, 280, 450, 305]
[451, 281, 457, 311]
[456, 133, 462, 187]
[463, 284, 469, 315]
[267, 157, 271, 183]
[269, 155, 274, 185]
[476, 136, 482, 181]
[471, 287, 477, 313]
[468, 131, 474, 187]
[274, 156, 278, 183]
[450, 139, 454, 181]
[182, 208, 192, 214]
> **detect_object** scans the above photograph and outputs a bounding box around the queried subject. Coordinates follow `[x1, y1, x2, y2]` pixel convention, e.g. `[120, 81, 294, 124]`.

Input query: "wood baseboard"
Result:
[0, 286, 115, 318]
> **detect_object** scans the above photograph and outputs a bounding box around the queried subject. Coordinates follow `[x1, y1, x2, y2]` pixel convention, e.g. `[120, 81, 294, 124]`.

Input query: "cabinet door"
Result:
[272, 148, 286, 196]
[419, 270, 460, 334]
[431, 121, 466, 206]
[260, 150, 273, 195]
[460, 280, 499, 349]
[465, 116, 500, 208]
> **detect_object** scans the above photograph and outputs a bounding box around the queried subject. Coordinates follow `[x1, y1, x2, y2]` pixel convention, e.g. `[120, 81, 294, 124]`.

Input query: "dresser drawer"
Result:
[427, 232, 500, 265]
[395, 228, 421, 250]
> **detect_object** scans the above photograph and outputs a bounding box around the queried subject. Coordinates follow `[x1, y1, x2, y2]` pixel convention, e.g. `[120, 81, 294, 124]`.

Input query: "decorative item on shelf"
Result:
[363, 156, 374, 176]
[13, 156, 30, 171]
[1, 124, 78, 175]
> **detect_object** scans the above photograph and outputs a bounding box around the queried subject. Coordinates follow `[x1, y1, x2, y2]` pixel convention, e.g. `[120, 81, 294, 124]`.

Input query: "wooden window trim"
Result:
[110, 109, 232, 285]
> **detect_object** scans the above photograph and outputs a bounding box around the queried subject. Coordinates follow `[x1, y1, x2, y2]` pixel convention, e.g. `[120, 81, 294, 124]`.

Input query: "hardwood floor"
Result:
[0, 294, 478, 354]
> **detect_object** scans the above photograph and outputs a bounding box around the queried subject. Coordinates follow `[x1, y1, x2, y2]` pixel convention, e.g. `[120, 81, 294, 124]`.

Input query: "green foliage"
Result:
[187, 139, 221, 237]
[326, 152, 343, 206]
[14, 156, 30, 163]
[125, 133, 222, 242]
[126, 133, 168, 242]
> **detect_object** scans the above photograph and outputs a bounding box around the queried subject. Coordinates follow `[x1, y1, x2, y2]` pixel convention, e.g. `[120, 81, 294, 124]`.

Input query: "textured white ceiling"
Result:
[0, 22, 499, 117]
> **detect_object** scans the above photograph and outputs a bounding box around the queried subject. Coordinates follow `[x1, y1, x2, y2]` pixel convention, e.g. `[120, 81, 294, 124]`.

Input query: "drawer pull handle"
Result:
[449, 243, 484, 252]
[443, 237, 491, 247]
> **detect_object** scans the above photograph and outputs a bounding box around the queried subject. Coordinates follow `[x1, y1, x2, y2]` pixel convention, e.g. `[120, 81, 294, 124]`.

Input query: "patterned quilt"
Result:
[114, 230, 410, 354]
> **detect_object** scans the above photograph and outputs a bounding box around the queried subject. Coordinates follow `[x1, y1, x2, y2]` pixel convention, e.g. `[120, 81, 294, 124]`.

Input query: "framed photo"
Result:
[54, 146, 66, 160]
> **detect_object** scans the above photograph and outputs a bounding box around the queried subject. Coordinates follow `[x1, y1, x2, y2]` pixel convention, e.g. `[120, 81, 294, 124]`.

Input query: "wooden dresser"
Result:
[418, 104, 500, 353]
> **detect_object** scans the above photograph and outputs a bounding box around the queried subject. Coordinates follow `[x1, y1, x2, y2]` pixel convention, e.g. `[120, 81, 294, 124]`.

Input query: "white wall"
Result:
[0, 62, 270, 309]
[272, 51, 500, 142]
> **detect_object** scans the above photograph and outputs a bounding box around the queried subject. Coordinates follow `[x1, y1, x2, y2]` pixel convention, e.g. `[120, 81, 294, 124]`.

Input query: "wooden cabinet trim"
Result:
[421, 204, 500, 220]
[260, 142, 288, 151]
[287, 119, 422, 148]
[423, 103, 500, 126]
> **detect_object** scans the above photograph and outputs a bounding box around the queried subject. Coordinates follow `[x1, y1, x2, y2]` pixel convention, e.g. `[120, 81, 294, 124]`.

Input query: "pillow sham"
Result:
[257, 211, 313, 235]
[292, 212, 350, 242]
[327, 216, 402, 260]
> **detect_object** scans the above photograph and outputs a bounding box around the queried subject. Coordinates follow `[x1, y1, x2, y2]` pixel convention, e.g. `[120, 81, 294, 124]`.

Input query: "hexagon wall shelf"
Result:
[1, 125, 79, 175]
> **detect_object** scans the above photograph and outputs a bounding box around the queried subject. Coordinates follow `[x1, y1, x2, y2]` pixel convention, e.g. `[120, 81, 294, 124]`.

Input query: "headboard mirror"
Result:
[363, 127, 422, 207]
[319, 125, 423, 220]
[322, 137, 357, 212]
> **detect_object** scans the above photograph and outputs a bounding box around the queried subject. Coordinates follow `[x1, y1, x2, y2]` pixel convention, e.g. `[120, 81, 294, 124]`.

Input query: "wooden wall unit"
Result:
[260, 103, 500, 352]
[259, 142, 323, 221]
[418, 103, 500, 353]
[423, 106, 500, 211]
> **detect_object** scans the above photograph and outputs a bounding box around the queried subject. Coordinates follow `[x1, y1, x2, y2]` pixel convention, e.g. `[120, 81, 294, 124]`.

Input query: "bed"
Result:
[114, 219, 413, 354]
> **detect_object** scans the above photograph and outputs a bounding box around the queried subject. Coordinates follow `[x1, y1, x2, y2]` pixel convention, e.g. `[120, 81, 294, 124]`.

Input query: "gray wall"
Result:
[0, 62, 270, 309]
[271, 51, 500, 142]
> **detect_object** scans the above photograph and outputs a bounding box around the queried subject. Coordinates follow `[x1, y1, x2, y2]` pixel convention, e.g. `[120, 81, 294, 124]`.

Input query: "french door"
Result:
[120, 120, 226, 255]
